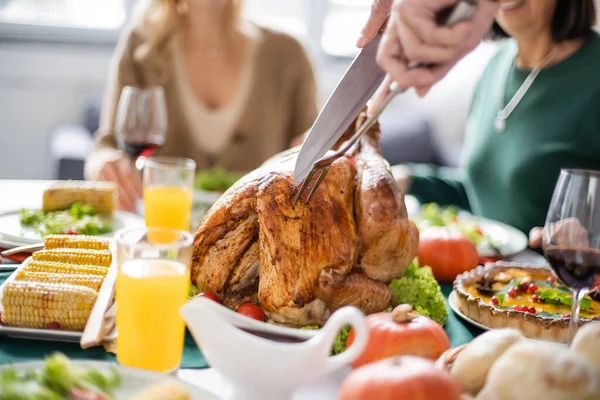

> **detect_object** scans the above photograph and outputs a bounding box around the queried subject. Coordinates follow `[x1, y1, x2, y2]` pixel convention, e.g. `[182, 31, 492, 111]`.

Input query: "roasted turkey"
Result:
[191, 111, 419, 327]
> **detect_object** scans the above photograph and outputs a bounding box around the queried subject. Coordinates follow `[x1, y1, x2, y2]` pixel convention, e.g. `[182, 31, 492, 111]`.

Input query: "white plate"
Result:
[0, 258, 117, 343]
[448, 290, 490, 332]
[0, 209, 145, 247]
[413, 209, 528, 258]
[0, 360, 218, 400]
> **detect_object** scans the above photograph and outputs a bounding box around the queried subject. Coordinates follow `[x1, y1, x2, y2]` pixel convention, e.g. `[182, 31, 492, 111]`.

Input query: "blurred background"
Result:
[0, 0, 598, 180]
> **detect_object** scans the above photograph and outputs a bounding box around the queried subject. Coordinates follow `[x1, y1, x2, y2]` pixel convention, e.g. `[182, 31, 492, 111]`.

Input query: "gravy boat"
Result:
[181, 298, 368, 400]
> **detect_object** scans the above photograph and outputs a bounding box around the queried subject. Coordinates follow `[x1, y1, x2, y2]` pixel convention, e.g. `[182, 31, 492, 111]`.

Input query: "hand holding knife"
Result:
[293, 0, 481, 204]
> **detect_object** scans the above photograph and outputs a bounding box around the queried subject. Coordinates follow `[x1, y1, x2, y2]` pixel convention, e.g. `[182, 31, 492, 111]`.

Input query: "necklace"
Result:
[494, 47, 561, 133]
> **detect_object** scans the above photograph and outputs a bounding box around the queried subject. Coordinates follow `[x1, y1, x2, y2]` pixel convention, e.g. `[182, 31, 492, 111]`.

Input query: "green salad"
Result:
[20, 202, 112, 237]
[417, 203, 500, 251]
[0, 353, 121, 400]
[194, 168, 244, 193]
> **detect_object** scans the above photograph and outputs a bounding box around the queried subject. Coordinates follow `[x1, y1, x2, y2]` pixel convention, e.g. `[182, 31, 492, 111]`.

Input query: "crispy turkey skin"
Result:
[191, 111, 418, 326]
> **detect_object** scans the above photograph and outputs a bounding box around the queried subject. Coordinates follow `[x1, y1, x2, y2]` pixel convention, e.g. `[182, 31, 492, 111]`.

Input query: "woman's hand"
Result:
[97, 153, 143, 213]
[369, 0, 499, 110]
[529, 218, 589, 249]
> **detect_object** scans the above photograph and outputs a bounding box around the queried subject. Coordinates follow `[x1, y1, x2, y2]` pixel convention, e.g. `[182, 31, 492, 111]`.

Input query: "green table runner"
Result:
[0, 272, 481, 367]
[0, 271, 207, 368]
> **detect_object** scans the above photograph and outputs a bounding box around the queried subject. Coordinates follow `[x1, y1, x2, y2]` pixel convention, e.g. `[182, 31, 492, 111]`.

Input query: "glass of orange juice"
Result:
[143, 156, 195, 238]
[115, 227, 193, 373]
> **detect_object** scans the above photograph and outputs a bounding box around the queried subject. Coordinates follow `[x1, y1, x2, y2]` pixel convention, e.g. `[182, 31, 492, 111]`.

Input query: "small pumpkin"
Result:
[418, 227, 479, 283]
[346, 304, 450, 369]
[339, 356, 462, 400]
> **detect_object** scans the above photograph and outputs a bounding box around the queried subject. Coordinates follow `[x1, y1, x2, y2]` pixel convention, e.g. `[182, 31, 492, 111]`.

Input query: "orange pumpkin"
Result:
[339, 356, 462, 400]
[346, 304, 450, 369]
[418, 227, 479, 283]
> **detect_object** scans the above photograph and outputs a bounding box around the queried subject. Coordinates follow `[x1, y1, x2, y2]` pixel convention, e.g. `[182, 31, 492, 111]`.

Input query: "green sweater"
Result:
[410, 34, 600, 234]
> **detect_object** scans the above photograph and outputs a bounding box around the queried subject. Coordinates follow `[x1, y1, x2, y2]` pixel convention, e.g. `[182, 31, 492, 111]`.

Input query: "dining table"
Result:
[0, 179, 547, 399]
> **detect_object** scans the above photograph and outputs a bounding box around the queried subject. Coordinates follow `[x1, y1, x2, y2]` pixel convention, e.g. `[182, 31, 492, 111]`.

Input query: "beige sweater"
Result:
[85, 23, 318, 177]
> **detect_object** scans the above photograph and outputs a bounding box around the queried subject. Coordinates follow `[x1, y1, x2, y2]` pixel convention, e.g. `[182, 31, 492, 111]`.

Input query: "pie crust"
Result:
[453, 262, 600, 343]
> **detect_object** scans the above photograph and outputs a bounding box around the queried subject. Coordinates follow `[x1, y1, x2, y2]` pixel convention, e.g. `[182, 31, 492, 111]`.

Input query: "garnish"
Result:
[538, 289, 592, 311]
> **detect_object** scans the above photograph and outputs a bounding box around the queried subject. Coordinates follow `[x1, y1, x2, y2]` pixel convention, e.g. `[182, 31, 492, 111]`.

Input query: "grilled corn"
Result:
[44, 235, 110, 251]
[1, 281, 97, 331]
[15, 271, 104, 292]
[32, 248, 112, 268]
[25, 260, 108, 277]
[43, 180, 116, 216]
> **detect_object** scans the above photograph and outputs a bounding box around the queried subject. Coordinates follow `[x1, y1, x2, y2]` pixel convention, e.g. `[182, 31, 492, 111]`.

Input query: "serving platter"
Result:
[0, 209, 145, 248]
[0, 258, 117, 344]
[448, 290, 490, 332]
[0, 360, 218, 400]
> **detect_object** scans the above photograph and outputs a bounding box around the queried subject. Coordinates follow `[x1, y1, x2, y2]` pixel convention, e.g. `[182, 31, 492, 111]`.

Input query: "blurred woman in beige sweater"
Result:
[85, 0, 318, 211]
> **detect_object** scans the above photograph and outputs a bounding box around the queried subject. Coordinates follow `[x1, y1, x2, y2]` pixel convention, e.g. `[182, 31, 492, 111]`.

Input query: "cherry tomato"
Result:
[561, 314, 571, 319]
[527, 284, 538, 294]
[61, 229, 78, 235]
[547, 276, 557, 284]
[198, 292, 220, 303]
[491, 296, 499, 306]
[508, 288, 518, 297]
[48, 322, 61, 330]
[532, 294, 540, 302]
[237, 303, 265, 322]
[528, 307, 536, 314]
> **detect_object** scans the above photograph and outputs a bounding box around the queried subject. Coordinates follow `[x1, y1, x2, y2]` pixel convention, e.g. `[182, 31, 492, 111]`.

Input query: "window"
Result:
[321, 0, 370, 57]
[0, 0, 127, 29]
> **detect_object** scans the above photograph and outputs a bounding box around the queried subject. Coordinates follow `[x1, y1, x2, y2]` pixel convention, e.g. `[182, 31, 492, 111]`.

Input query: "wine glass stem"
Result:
[567, 289, 587, 346]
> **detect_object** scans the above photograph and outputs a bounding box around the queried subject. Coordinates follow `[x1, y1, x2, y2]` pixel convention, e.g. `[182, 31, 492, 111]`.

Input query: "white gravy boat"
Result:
[181, 297, 368, 400]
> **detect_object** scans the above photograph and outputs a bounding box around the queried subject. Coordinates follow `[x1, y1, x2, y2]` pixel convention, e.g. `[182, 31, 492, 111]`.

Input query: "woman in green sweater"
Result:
[395, 0, 600, 239]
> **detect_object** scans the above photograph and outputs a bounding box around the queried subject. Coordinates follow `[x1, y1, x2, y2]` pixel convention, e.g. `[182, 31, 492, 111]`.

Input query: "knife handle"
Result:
[436, 0, 479, 26]
[408, 0, 479, 70]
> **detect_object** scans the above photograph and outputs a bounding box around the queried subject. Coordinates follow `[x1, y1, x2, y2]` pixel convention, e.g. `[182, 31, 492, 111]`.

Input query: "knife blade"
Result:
[293, 0, 479, 185]
[293, 34, 385, 185]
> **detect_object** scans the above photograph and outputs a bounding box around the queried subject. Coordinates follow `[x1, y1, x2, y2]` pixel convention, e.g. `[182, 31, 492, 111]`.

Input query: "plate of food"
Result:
[451, 261, 600, 343]
[0, 353, 217, 399]
[190, 168, 245, 229]
[0, 234, 117, 344]
[0, 181, 144, 247]
[414, 203, 528, 258]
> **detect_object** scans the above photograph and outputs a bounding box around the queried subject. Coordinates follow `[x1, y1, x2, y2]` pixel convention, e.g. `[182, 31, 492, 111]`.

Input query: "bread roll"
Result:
[131, 382, 191, 400]
[451, 328, 523, 395]
[477, 341, 599, 400]
[572, 322, 600, 378]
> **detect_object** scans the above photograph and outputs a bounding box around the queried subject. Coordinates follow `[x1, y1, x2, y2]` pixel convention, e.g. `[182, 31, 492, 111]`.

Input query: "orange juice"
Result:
[144, 186, 192, 240]
[116, 259, 189, 372]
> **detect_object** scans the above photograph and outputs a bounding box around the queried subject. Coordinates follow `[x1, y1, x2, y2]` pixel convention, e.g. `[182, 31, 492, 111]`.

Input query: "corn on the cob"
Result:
[42, 180, 116, 216]
[32, 248, 112, 268]
[25, 260, 108, 277]
[44, 235, 110, 251]
[1, 281, 97, 331]
[15, 271, 104, 292]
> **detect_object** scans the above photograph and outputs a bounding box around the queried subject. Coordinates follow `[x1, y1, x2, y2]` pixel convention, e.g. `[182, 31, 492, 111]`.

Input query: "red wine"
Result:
[120, 141, 162, 158]
[545, 246, 600, 290]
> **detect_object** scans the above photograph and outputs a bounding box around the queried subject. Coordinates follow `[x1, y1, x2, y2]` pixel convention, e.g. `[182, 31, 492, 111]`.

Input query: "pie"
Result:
[454, 262, 600, 343]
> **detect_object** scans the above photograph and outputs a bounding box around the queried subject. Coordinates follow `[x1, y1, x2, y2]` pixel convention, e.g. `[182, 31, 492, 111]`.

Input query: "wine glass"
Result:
[115, 86, 167, 170]
[543, 169, 600, 345]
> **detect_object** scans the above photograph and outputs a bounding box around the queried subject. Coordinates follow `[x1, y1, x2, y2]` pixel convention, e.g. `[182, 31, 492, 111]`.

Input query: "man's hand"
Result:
[357, 0, 393, 48]
[369, 0, 499, 110]
[529, 218, 589, 249]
